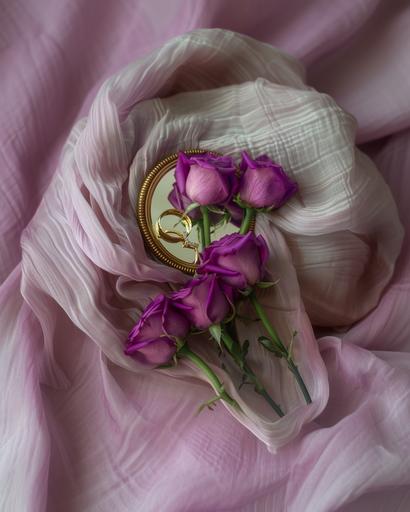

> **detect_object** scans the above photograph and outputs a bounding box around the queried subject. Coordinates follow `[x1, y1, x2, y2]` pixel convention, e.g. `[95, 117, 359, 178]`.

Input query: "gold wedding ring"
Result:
[136, 149, 220, 274]
[154, 209, 199, 264]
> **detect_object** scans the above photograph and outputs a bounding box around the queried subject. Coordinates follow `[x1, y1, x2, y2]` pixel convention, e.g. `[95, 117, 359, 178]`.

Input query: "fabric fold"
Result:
[0, 25, 407, 512]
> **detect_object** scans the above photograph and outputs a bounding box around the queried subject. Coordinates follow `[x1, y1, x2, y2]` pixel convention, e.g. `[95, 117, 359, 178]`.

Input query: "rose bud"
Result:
[197, 232, 269, 289]
[238, 151, 298, 209]
[168, 152, 238, 209]
[125, 295, 191, 366]
[171, 274, 233, 330]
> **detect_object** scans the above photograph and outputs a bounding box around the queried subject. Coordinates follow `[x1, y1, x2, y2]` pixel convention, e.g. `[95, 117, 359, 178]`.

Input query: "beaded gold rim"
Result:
[136, 148, 255, 275]
[137, 149, 219, 275]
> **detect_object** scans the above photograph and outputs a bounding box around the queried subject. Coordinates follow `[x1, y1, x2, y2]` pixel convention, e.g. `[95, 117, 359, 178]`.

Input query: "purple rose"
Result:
[168, 152, 238, 209]
[125, 295, 190, 366]
[171, 274, 233, 330]
[197, 232, 269, 289]
[238, 151, 298, 209]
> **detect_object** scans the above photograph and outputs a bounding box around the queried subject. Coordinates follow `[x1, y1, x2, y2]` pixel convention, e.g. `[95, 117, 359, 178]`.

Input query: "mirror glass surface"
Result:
[137, 150, 246, 275]
[151, 167, 238, 265]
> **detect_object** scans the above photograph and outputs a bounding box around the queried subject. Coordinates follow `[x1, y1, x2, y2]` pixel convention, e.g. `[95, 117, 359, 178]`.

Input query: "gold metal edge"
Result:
[136, 149, 221, 275]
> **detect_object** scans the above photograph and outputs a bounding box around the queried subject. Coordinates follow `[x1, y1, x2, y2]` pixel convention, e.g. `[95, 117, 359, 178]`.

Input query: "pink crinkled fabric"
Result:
[1, 6, 410, 512]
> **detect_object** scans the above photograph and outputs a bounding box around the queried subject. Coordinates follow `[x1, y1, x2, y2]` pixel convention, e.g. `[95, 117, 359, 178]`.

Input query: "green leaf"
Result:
[184, 202, 201, 215]
[258, 335, 272, 346]
[256, 280, 280, 289]
[211, 212, 232, 233]
[173, 203, 201, 228]
[209, 324, 222, 345]
[287, 330, 298, 361]
[196, 394, 222, 414]
[191, 328, 208, 335]
[255, 205, 277, 213]
[207, 205, 226, 215]
[258, 336, 283, 358]
[238, 287, 253, 297]
[233, 195, 248, 209]
[222, 301, 237, 324]
[175, 337, 186, 351]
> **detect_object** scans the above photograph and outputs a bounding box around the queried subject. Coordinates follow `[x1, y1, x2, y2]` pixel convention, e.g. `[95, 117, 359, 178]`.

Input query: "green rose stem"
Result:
[197, 218, 206, 251]
[178, 343, 239, 409]
[239, 207, 255, 235]
[200, 206, 211, 246]
[219, 328, 285, 418]
[249, 292, 312, 405]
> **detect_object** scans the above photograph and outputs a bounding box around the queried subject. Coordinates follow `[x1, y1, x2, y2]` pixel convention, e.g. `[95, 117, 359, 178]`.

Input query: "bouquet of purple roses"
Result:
[125, 151, 311, 416]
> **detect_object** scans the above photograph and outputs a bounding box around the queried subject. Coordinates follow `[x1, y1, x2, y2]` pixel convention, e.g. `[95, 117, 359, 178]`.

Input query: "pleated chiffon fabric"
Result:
[1, 27, 409, 512]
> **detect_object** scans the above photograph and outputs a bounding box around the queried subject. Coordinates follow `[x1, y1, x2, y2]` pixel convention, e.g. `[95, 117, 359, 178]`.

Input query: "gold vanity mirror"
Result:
[137, 149, 246, 275]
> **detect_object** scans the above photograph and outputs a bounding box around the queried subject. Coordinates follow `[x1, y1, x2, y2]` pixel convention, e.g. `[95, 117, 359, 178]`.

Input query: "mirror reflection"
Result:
[151, 168, 238, 265]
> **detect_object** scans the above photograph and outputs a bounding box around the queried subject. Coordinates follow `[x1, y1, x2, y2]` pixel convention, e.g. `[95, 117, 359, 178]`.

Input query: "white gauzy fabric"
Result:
[18, 27, 403, 456]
